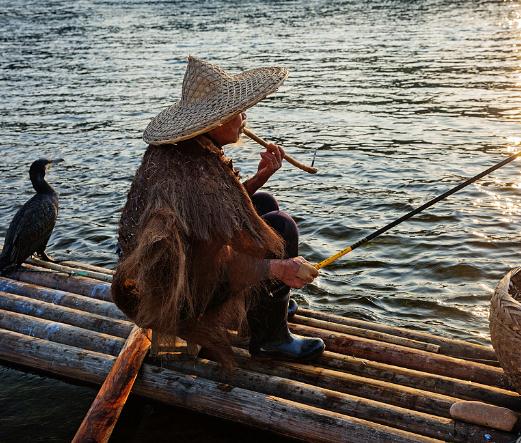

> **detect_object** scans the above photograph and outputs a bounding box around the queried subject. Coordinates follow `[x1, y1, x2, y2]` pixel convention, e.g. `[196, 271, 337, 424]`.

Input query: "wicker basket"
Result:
[490, 268, 521, 394]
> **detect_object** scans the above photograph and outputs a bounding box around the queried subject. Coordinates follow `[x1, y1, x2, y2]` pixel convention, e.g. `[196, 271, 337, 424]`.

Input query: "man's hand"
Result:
[256, 143, 285, 182]
[243, 143, 285, 195]
[269, 256, 319, 288]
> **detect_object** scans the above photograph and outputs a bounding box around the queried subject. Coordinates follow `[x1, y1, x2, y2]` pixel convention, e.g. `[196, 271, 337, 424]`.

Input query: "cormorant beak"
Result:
[45, 158, 64, 170]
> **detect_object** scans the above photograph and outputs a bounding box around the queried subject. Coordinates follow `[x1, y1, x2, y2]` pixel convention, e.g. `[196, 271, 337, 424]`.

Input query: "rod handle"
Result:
[242, 128, 318, 174]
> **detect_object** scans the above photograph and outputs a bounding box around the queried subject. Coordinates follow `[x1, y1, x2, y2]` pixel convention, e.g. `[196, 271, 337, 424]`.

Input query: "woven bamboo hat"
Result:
[143, 56, 288, 145]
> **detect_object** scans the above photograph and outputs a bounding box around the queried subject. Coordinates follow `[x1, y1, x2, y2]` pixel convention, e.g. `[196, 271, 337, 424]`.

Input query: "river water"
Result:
[1, 0, 521, 441]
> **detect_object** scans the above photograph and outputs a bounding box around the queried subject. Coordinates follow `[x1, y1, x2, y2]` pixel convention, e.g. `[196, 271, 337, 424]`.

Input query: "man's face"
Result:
[208, 112, 247, 146]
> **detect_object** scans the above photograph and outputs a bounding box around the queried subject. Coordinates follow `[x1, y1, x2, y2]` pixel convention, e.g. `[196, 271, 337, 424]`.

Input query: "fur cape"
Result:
[112, 135, 284, 365]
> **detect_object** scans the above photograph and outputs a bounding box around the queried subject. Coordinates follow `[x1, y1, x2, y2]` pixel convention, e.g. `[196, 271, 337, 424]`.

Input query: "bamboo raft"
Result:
[0, 258, 520, 442]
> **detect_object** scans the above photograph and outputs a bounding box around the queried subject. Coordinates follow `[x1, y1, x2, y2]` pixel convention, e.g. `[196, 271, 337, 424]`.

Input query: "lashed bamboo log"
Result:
[231, 348, 461, 418]
[60, 260, 115, 275]
[166, 356, 513, 441]
[298, 308, 496, 361]
[0, 302, 496, 441]
[27, 256, 113, 282]
[0, 308, 124, 356]
[5, 268, 512, 390]
[0, 291, 132, 338]
[0, 277, 125, 320]
[292, 315, 440, 353]
[0, 298, 512, 438]
[72, 326, 151, 443]
[316, 350, 521, 410]
[290, 323, 511, 389]
[12, 266, 112, 301]
[0, 329, 441, 443]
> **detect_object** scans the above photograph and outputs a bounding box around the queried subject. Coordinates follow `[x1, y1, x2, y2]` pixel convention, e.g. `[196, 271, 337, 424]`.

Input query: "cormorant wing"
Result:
[2, 194, 58, 266]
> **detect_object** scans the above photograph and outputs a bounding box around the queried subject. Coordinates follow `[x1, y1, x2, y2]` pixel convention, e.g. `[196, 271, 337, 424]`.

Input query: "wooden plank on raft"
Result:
[0, 329, 443, 443]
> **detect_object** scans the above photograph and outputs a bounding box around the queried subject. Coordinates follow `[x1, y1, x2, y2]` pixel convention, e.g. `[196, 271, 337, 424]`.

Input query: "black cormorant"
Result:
[0, 158, 64, 274]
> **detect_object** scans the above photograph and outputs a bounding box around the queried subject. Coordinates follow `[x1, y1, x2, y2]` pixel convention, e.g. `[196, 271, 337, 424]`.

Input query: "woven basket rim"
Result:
[496, 267, 521, 307]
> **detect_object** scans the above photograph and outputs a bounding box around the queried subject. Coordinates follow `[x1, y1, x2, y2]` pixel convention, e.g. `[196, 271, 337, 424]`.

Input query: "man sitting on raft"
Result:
[112, 56, 325, 366]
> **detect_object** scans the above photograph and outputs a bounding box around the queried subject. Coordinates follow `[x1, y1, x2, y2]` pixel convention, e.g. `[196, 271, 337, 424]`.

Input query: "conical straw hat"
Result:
[143, 56, 289, 145]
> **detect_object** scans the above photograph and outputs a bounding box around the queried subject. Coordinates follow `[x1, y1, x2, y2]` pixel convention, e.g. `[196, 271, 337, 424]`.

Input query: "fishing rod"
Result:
[315, 150, 521, 270]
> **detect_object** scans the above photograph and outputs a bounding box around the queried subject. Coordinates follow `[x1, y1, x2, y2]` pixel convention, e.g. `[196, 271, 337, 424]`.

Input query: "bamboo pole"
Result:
[12, 266, 112, 301]
[60, 260, 115, 275]
[298, 308, 496, 361]
[230, 348, 465, 418]
[166, 356, 514, 441]
[0, 329, 441, 443]
[292, 315, 440, 353]
[289, 323, 511, 389]
[0, 291, 132, 338]
[4, 268, 511, 388]
[0, 293, 513, 439]
[0, 308, 124, 356]
[0, 277, 125, 320]
[316, 350, 521, 410]
[27, 256, 113, 282]
[72, 326, 151, 443]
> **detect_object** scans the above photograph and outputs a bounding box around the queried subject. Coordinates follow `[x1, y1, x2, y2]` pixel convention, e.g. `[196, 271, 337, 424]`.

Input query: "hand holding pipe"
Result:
[242, 127, 318, 174]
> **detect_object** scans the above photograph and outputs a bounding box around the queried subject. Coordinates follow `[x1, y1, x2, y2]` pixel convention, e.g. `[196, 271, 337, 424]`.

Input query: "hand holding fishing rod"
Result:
[314, 150, 521, 270]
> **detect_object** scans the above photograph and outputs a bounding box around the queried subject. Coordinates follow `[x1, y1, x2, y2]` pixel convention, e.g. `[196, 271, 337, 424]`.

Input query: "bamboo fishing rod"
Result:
[242, 127, 318, 174]
[315, 150, 521, 270]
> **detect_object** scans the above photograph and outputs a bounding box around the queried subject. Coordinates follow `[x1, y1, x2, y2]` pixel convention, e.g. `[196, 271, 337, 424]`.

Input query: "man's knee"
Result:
[263, 211, 299, 257]
[251, 192, 279, 215]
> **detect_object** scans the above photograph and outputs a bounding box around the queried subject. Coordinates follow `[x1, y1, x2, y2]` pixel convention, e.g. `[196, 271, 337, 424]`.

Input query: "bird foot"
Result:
[37, 252, 56, 262]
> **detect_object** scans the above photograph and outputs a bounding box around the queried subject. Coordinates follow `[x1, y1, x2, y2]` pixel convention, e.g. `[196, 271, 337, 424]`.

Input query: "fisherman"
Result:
[112, 56, 325, 365]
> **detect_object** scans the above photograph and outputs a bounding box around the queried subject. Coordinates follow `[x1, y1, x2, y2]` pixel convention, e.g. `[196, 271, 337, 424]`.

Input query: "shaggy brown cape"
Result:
[112, 135, 284, 365]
